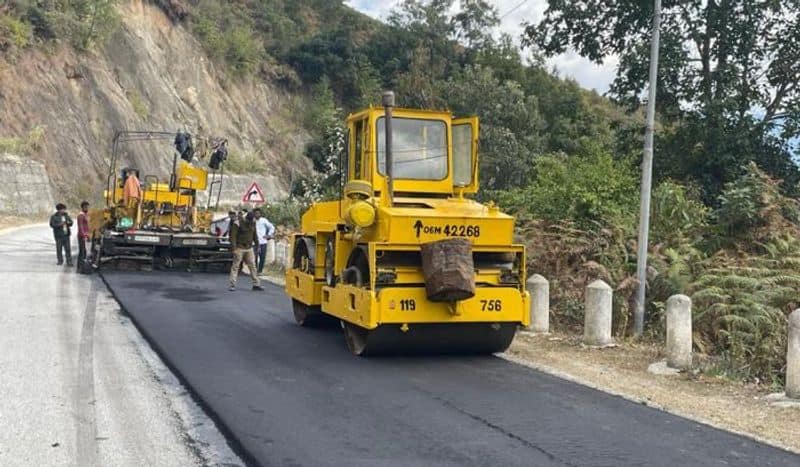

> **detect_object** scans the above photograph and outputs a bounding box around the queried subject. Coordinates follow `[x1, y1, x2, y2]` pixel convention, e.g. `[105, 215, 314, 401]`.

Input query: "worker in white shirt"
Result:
[252, 207, 276, 274]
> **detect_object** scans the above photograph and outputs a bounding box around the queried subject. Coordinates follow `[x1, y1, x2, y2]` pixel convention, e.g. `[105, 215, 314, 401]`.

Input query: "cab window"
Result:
[377, 118, 447, 180]
[452, 123, 472, 186]
[353, 119, 364, 180]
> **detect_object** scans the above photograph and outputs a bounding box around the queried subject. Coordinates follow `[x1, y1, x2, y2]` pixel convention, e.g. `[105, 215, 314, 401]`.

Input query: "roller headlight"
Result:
[346, 201, 376, 228]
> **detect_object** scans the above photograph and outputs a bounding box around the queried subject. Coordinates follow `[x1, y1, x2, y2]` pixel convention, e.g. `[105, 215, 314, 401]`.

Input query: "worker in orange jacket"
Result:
[122, 169, 142, 208]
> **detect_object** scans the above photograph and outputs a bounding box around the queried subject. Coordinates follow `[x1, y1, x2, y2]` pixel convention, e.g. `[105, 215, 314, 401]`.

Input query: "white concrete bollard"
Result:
[526, 274, 549, 333]
[276, 243, 285, 264]
[787, 309, 800, 399]
[666, 294, 692, 370]
[584, 280, 613, 346]
[283, 241, 292, 268]
[266, 239, 276, 264]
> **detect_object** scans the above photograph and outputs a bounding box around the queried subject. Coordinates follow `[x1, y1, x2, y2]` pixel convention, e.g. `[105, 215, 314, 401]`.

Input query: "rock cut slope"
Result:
[0, 0, 307, 203]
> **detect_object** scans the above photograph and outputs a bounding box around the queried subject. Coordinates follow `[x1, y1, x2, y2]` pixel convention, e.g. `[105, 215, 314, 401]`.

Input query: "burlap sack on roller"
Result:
[420, 238, 475, 302]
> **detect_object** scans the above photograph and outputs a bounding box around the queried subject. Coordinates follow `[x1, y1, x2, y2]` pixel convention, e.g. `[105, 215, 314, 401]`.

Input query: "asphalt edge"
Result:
[498, 352, 800, 456]
[97, 271, 261, 467]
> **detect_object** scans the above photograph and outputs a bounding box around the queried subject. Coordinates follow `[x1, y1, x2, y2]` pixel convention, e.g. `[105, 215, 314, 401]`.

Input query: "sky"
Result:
[344, 0, 619, 93]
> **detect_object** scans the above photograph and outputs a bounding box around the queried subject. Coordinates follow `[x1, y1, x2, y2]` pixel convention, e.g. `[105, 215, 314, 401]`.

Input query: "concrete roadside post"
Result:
[584, 280, 613, 346]
[276, 242, 285, 265]
[666, 294, 692, 370]
[526, 274, 549, 333]
[788, 309, 800, 399]
[266, 239, 276, 263]
[283, 241, 292, 268]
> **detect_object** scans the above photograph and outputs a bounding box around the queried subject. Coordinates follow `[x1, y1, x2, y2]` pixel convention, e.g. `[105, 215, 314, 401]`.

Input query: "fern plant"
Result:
[690, 236, 800, 384]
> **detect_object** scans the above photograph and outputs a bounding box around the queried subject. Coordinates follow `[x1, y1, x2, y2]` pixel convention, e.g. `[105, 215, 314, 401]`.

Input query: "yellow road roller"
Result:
[285, 92, 529, 355]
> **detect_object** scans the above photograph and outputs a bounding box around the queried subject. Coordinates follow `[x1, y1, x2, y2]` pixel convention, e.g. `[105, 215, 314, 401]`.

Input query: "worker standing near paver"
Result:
[49, 203, 73, 266]
[253, 207, 275, 274]
[229, 210, 264, 291]
[76, 201, 90, 264]
[122, 168, 142, 208]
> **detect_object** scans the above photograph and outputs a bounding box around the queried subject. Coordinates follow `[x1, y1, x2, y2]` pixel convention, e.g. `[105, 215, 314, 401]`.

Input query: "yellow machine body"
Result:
[285, 106, 529, 355]
[92, 131, 230, 271]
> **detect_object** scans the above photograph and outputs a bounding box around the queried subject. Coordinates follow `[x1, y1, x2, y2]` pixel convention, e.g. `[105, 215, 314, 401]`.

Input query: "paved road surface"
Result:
[102, 270, 800, 467]
[0, 225, 240, 466]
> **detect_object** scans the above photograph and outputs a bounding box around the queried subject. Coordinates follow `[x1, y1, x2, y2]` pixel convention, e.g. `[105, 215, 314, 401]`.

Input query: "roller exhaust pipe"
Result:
[382, 91, 395, 206]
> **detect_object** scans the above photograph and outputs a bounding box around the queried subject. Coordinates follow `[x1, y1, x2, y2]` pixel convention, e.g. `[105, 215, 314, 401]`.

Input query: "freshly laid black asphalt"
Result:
[102, 271, 799, 467]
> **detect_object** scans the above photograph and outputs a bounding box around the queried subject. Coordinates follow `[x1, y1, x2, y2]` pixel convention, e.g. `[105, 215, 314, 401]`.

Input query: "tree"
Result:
[8, 0, 120, 50]
[387, 0, 458, 79]
[451, 0, 499, 50]
[435, 65, 542, 190]
[524, 1, 800, 198]
[351, 55, 382, 107]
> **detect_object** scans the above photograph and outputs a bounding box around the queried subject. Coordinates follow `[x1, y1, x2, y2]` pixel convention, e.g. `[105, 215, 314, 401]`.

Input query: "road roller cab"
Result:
[285, 92, 530, 355]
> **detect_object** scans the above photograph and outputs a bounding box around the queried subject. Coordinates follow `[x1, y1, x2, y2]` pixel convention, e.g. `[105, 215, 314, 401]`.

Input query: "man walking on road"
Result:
[76, 201, 90, 263]
[49, 203, 73, 266]
[253, 207, 275, 274]
[229, 210, 264, 291]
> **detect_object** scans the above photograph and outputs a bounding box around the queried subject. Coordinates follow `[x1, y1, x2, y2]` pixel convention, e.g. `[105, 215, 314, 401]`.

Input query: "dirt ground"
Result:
[506, 332, 800, 454]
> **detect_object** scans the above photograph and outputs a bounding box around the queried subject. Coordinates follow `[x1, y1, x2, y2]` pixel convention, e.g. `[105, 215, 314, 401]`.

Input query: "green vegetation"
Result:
[0, 14, 33, 55]
[497, 147, 639, 228]
[259, 198, 304, 229]
[526, 1, 800, 201]
[126, 90, 149, 120]
[224, 150, 267, 175]
[0, 126, 46, 157]
[521, 163, 800, 384]
[189, 0, 263, 77]
[2, 0, 120, 51]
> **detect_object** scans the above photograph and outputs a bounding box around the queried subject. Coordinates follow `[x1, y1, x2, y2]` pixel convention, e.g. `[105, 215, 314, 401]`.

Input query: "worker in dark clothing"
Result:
[49, 203, 73, 266]
[223, 210, 237, 237]
[229, 210, 263, 291]
[76, 201, 90, 263]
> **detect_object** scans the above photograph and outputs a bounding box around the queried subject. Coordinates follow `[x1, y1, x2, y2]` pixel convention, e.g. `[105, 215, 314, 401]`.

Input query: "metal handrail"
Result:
[143, 175, 160, 229]
[106, 130, 180, 207]
[206, 165, 225, 211]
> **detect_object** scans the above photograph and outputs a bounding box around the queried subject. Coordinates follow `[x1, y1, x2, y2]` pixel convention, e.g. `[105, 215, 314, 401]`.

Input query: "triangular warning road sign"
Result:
[242, 182, 265, 203]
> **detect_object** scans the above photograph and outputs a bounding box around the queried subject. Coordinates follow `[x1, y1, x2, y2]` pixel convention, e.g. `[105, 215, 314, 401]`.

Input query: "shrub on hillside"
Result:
[0, 14, 32, 54]
[190, 0, 264, 77]
[3, 0, 120, 51]
[224, 150, 267, 175]
[259, 198, 304, 228]
[713, 162, 800, 245]
[650, 180, 709, 247]
[498, 146, 639, 229]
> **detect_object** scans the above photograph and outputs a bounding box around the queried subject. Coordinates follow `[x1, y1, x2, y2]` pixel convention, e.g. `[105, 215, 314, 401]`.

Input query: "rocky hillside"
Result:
[0, 0, 308, 210]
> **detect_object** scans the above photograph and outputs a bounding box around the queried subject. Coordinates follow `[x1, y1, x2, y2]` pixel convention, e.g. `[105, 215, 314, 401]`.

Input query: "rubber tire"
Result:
[343, 246, 370, 287]
[292, 299, 324, 327]
[342, 321, 370, 356]
[293, 237, 315, 274]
